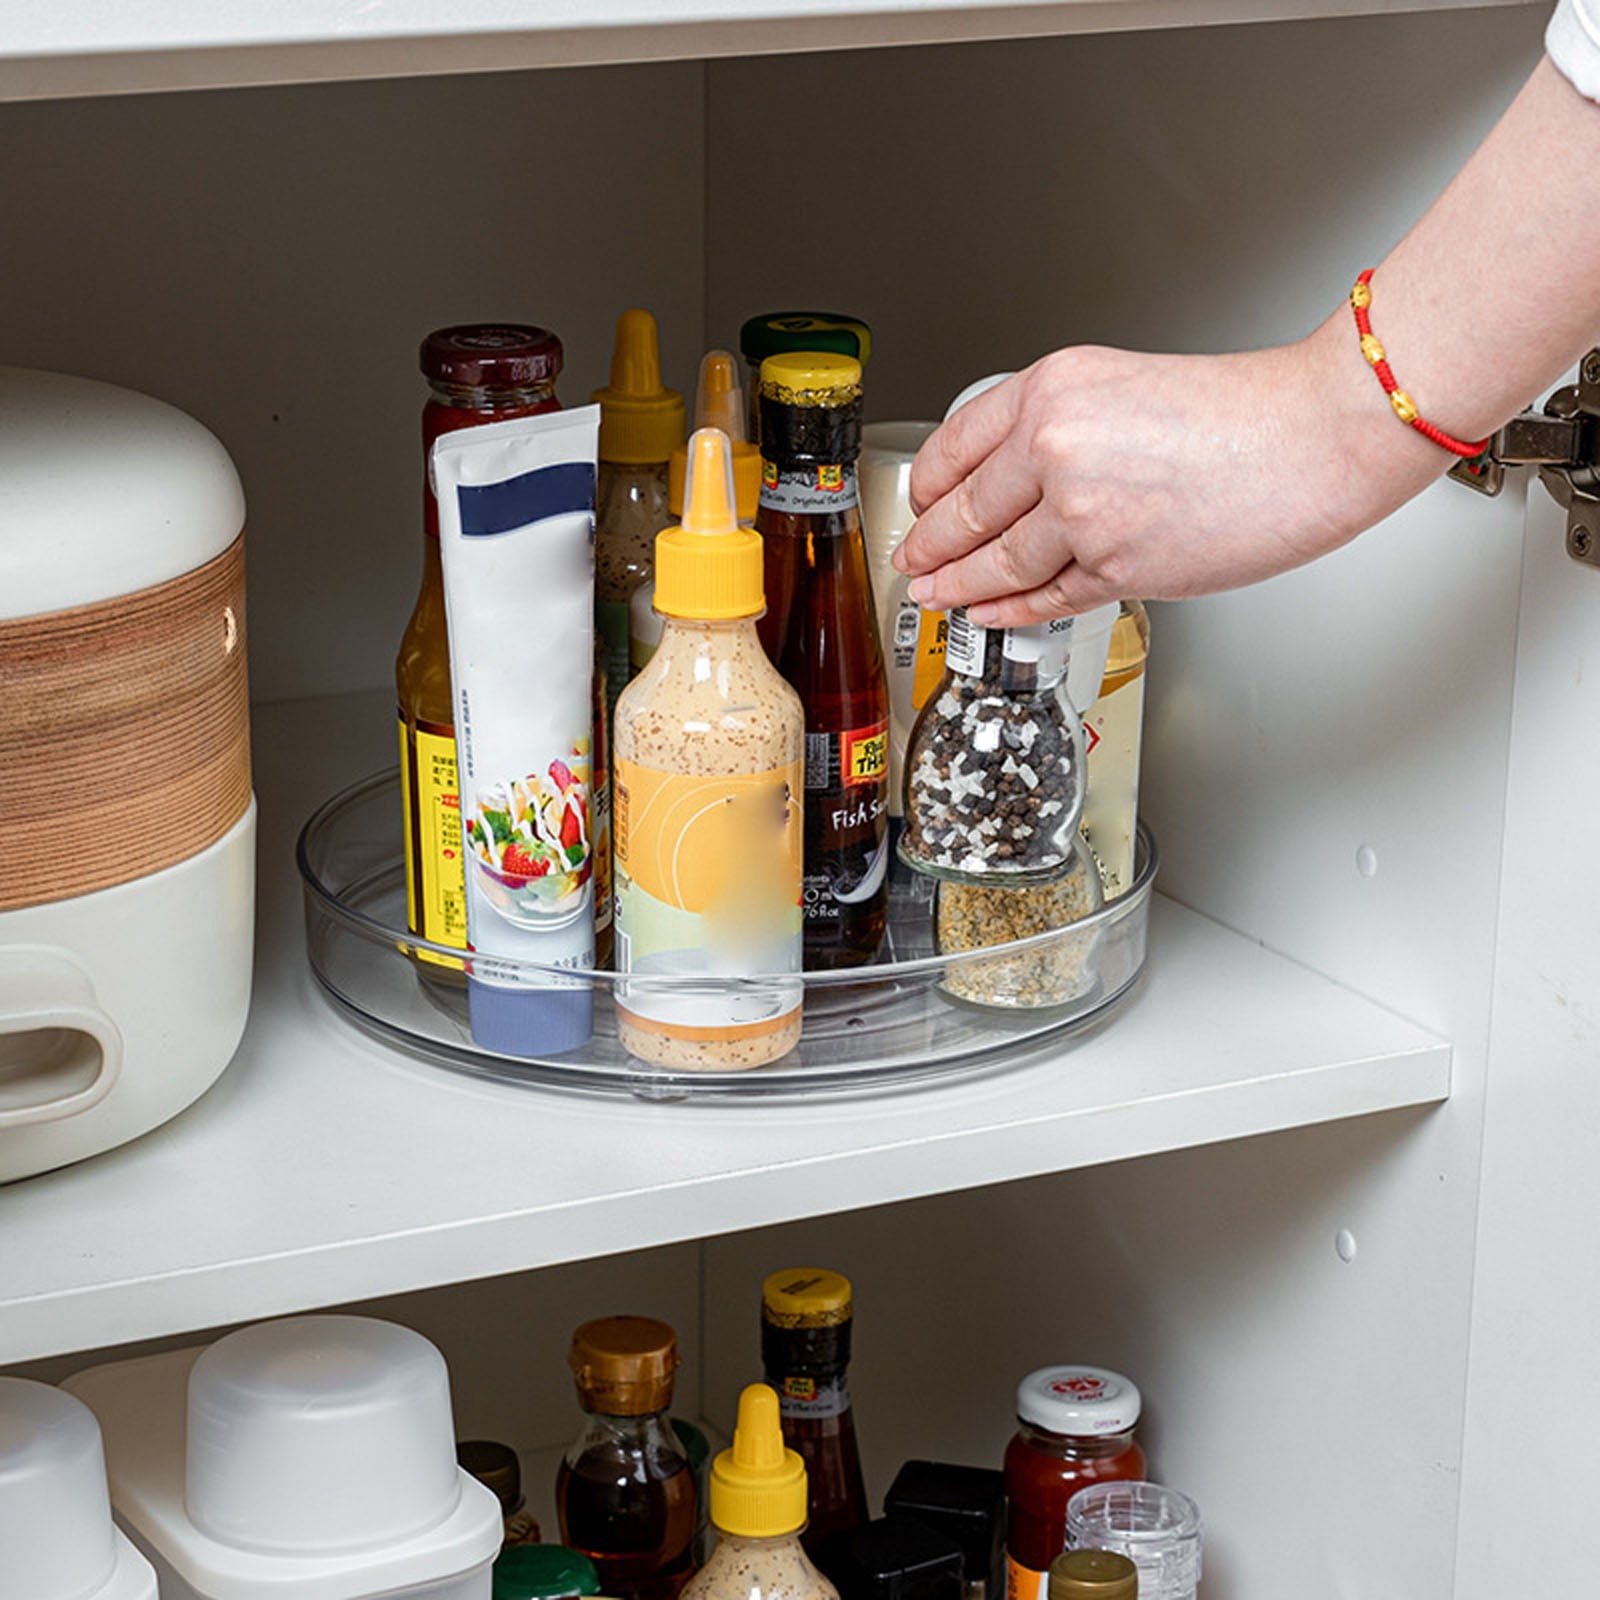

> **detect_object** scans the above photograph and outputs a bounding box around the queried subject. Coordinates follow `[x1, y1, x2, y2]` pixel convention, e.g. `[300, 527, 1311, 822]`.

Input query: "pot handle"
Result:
[0, 947, 124, 1127]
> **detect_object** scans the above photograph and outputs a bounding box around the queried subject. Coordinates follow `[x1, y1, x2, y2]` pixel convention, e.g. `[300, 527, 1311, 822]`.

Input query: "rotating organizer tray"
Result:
[297, 770, 1156, 1098]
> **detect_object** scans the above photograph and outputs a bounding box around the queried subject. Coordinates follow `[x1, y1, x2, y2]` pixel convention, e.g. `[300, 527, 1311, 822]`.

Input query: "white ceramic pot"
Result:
[0, 366, 255, 1182]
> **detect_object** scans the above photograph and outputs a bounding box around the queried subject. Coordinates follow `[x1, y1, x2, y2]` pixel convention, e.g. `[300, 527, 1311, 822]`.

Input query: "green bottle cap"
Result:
[493, 1545, 603, 1600]
[738, 312, 872, 369]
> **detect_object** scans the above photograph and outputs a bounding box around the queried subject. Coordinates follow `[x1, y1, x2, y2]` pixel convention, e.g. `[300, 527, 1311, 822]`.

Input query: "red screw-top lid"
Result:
[1016, 1366, 1141, 1437]
[420, 324, 564, 389]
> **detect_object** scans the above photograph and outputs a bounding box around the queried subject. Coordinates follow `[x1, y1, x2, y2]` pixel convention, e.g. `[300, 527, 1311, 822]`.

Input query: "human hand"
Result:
[894, 317, 1445, 624]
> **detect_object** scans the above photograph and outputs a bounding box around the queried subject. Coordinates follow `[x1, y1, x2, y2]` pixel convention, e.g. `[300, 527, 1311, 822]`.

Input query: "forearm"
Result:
[896, 49, 1600, 623]
[1329, 55, 1600, 456]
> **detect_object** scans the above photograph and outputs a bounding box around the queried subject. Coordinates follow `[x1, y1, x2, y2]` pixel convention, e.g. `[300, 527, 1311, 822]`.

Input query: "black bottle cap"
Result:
[814, 1515, 966, 1600]
[884, 1461, 1007, 1596]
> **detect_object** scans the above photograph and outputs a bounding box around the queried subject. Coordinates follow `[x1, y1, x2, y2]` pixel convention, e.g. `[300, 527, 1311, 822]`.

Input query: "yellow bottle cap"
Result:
[591, 308, 686, 464]
[669, 350, 761, 521]
[759, 352, 863, 408]
[761, 1267, 853, 1329]
[654, 428, 766, 620]
[709, 1384, 808, 1538]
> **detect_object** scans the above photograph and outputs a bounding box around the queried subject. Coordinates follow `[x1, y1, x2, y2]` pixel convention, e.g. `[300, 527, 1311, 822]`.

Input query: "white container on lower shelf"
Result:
[64, 1316, 501, 1600]
[0, 1377, 157, 1600]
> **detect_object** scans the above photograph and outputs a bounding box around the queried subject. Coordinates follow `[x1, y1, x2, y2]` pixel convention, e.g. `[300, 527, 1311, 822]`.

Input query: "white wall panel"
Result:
[0, 63, 708, 703]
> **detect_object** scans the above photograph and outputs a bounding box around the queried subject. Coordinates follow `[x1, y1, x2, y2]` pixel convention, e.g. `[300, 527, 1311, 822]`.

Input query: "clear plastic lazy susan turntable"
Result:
[296, 770, 1156, 1099]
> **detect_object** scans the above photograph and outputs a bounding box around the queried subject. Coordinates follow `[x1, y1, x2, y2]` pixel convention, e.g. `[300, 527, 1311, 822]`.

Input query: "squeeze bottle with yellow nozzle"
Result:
[612, 428, 805, 1070]
[630, 350, 762, 677]
[680, 1386, 841, 1600]
[593, 308, 685, 723]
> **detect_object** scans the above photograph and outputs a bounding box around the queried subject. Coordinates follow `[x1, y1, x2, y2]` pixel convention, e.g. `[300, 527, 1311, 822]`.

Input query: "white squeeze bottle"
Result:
[612, 427, 805, 1069]
[680, 1385, 840, 1600]
[630, 351, 762, 676]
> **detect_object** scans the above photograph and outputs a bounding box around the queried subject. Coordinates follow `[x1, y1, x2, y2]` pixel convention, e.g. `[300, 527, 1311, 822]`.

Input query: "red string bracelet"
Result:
[1350, 270, 1488, 459]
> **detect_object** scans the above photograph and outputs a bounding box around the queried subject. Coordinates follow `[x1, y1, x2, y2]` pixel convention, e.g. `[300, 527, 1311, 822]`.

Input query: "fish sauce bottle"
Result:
[593, 308, 685, 725]
[556, 1316, 698, 1600]
[761, 1268, 869, 1551]
[613, 427, 806, 1069]
[756, 353, 890, 968]
[680, 1385, 840, 1600]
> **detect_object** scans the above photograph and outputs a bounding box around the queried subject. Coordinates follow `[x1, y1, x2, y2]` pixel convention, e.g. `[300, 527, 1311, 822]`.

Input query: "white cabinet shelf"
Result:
[0, 0, 1543, 101]
[0, 690, 1448, 1365]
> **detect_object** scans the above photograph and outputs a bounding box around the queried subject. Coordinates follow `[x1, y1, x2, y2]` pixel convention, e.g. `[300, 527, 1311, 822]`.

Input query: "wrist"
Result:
[1293, 305, 1450, 545]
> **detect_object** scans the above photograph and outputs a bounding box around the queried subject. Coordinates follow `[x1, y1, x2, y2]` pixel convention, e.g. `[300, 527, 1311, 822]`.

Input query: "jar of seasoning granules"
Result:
[936, 837, 1103, 1010]
[900, 610, 1088, 886]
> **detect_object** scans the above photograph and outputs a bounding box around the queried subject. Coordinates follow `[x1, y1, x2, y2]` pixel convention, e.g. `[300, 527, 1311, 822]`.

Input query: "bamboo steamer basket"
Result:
[0, 367, 255, 1182]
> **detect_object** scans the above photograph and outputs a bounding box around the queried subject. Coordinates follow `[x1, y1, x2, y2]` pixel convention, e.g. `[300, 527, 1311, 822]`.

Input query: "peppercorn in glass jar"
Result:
[900, 610, 1088, 886]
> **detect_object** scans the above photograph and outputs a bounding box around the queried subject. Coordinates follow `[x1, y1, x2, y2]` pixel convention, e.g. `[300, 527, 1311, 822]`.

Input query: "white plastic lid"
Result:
[1016, 1366, 1142, 1437]
[186, 1316, 462, 1555]
[0, 365, 244, 622]
[0, 1377, 158, 1600]
[64, 1320, 501, 1600]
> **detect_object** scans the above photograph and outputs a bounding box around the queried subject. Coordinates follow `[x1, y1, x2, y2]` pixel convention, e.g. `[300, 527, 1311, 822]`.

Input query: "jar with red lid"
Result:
[1002, 1367, 1145, 1600]
[397, 324, 563, 971]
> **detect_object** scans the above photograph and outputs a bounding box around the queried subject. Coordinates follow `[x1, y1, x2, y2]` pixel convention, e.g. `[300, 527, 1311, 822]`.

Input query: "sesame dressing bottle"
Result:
[612, 428, 806, 1069]
[680, 1386, 840, 1600]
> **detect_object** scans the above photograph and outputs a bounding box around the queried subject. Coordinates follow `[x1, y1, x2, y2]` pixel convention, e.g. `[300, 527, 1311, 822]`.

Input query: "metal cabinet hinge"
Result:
[1450, 349, 1600, 564]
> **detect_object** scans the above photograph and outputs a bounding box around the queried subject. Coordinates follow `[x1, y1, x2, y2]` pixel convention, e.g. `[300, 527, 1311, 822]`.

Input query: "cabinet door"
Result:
[1455, 411, 1600, 1597]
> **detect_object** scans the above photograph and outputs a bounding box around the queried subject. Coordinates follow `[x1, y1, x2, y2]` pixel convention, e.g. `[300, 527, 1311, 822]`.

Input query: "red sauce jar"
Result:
[1003, 1367, 1145, 1600]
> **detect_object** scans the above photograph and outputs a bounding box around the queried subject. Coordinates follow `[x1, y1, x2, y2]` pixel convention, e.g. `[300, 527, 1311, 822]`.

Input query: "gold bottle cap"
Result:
[759, 352, 863, 408]
[761, 1267, 854, 1329]
[567, 1316, 681, 1415]
[1048, 1551, 1138, 1600]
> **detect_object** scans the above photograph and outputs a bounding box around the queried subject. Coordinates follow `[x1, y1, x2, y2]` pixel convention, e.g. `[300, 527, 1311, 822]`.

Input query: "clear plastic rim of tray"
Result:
[296, 769, 1158, 1100]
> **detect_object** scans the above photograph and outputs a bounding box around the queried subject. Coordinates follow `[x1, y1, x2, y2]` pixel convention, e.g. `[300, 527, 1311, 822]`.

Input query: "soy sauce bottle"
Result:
[761, 1268, 869, 1552]
[756, 354, 889, 968]
[556, 1317, 698, 1600]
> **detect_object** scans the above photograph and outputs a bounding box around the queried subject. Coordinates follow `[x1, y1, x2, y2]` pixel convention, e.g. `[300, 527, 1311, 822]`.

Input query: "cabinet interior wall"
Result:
[0, 9, 1561, 1598]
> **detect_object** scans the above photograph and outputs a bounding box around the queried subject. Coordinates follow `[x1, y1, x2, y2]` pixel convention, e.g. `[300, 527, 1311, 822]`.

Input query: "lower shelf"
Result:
[0, 690, 1450, 1364]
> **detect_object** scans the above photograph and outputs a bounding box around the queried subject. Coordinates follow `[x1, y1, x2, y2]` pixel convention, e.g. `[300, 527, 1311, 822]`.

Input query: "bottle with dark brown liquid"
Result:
[556, 1316, 698, 1600]
[756, 354, 889, 968]
[761, 1268, 869, 1553]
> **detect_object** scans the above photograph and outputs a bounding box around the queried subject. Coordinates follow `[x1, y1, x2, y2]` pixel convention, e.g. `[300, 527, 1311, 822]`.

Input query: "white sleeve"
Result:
[1549, 0, 1600, 102]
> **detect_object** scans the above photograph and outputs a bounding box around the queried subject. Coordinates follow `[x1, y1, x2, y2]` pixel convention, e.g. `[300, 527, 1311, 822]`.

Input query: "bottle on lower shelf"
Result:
[458, 1439, 541, 1548]
[556, 1316, 698, 1600]
[760, 1268, 869, 1551]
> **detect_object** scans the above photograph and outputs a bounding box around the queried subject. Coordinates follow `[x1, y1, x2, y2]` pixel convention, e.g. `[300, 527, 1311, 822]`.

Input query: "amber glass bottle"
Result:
[398, 325, 562, 965]
[557, 1316, 698, 1600]
[756, 353, 889, 968]
[761, 1268, 869, 1553]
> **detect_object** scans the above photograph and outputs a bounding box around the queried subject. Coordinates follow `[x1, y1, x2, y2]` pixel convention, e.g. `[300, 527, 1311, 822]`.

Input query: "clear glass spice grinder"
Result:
[900, 610, 1089, 886]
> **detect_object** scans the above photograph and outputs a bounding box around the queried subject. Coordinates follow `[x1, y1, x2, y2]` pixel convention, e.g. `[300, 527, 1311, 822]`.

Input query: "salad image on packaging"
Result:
[467, 748, 592, 929]
[432, 403, 602, 1057]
